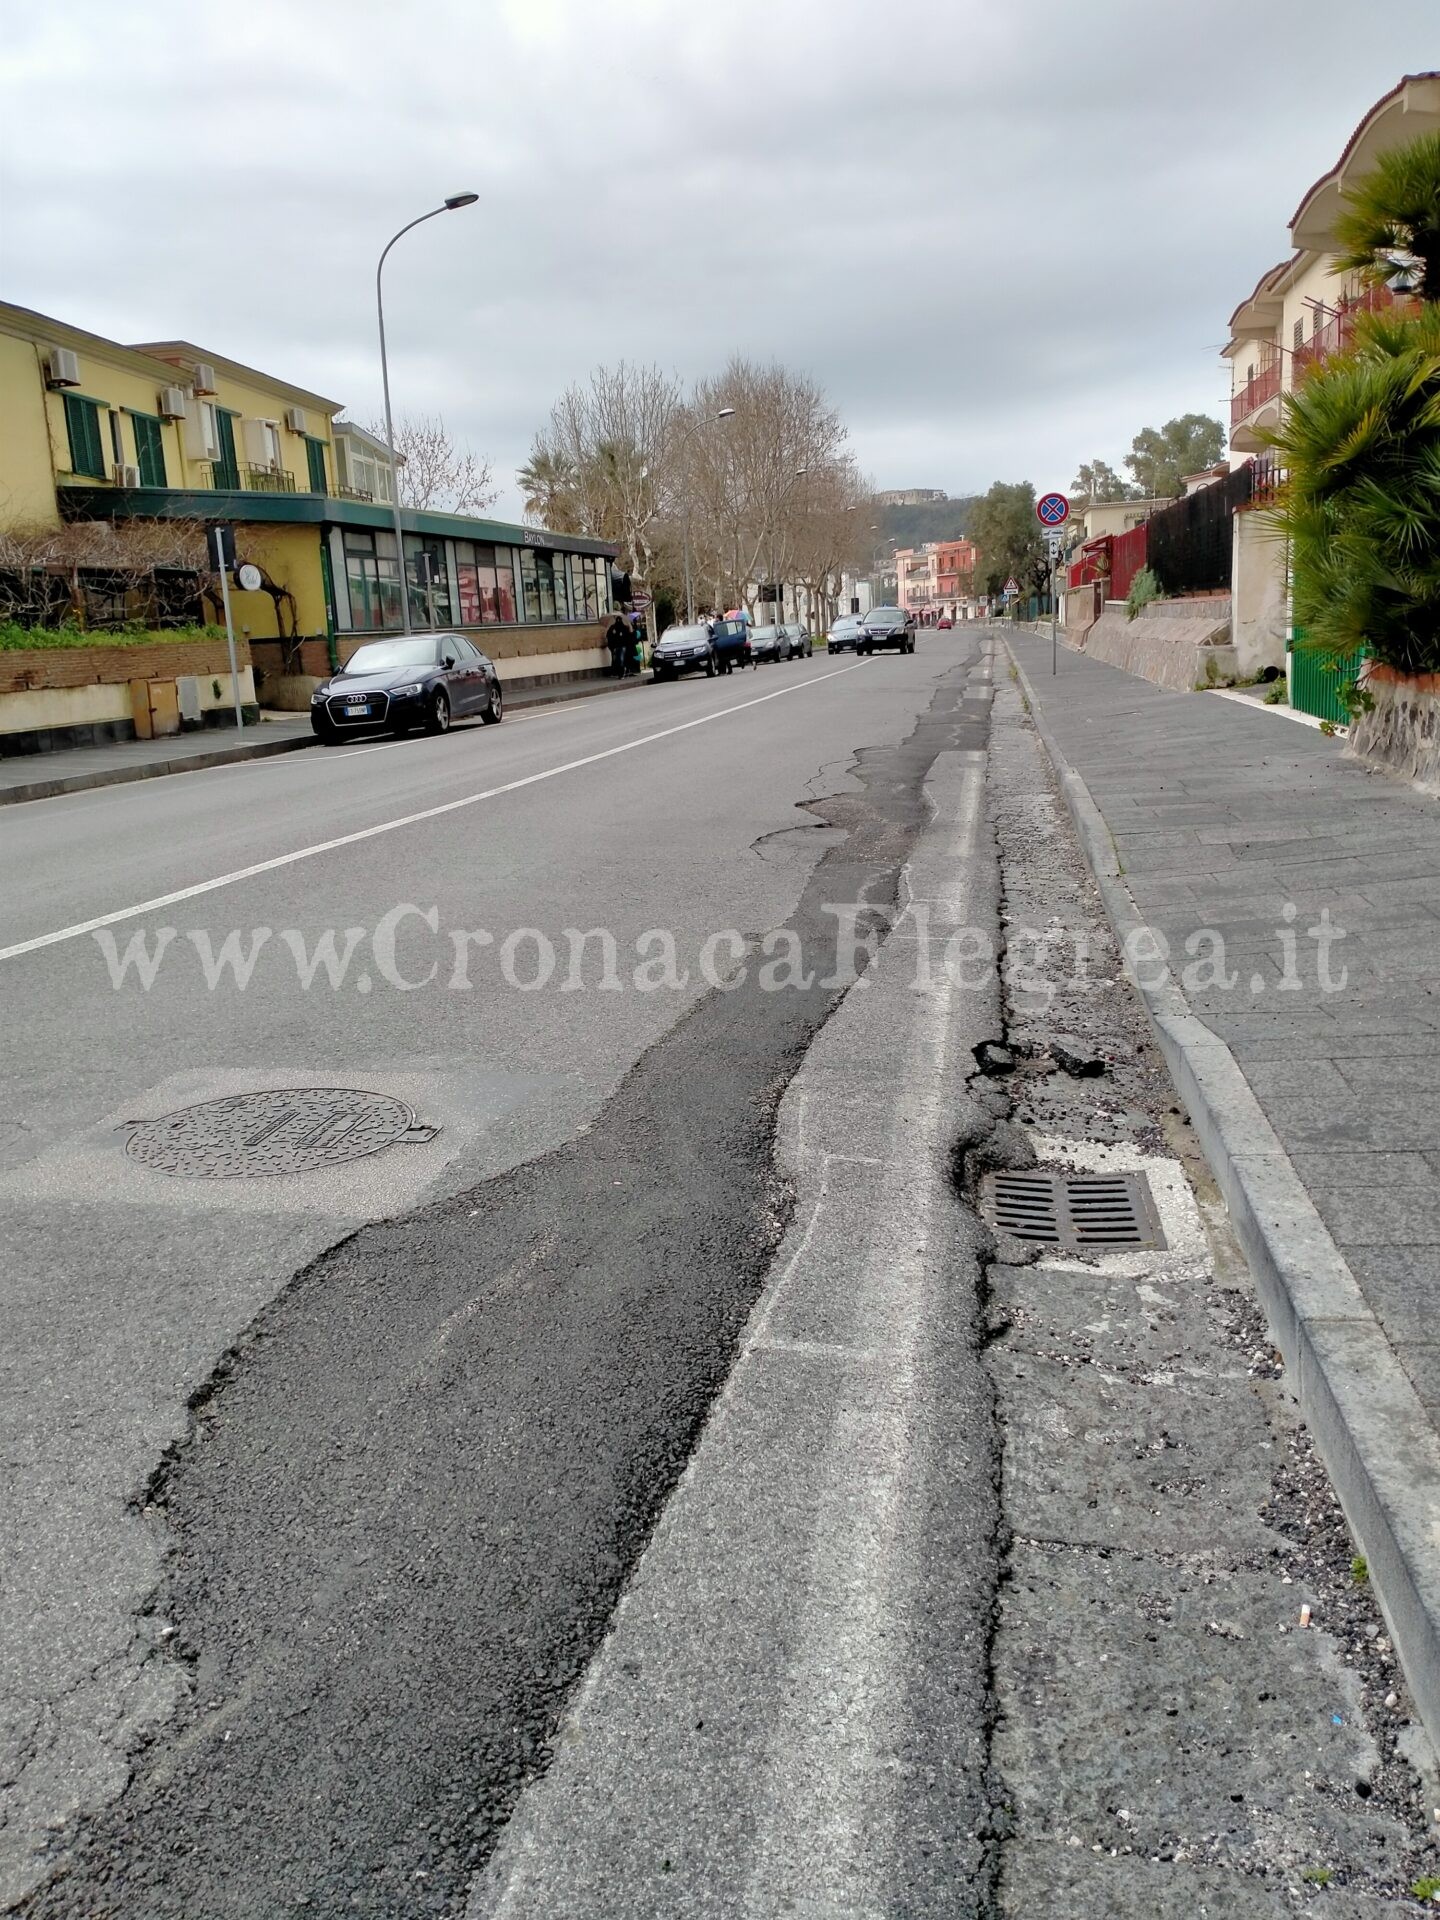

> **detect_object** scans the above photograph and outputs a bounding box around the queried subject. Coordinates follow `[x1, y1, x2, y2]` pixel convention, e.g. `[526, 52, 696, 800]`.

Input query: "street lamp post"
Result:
[375, 192, 478, 634]
[769, 463, 807, 633]
[675, 407, 735, 624]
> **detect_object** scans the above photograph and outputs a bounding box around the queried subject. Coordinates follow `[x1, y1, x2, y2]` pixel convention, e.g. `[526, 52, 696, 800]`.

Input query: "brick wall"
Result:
[251, 623, 608, 684]
[0, 638, 252, 694]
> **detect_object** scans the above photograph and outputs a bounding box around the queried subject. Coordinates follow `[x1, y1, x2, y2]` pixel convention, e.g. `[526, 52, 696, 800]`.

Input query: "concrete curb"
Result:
[0, 730, 317, 806]
[1005, 632, 1440, 1754]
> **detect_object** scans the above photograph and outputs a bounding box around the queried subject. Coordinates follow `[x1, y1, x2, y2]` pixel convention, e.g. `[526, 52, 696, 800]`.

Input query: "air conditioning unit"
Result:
[112, 463, 140, 487]
[46, 347, 81, 388]
[159, 385, 188, 420]
[191, 362, 217, 396]
[284, 405, 306, 434]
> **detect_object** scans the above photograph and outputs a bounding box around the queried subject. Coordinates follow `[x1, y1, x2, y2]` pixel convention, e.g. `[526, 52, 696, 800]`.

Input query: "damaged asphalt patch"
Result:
[20, 658, 990, 1918]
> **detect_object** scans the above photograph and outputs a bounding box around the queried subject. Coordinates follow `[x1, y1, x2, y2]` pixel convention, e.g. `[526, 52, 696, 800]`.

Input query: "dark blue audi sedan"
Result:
[311, 633, 503, 742]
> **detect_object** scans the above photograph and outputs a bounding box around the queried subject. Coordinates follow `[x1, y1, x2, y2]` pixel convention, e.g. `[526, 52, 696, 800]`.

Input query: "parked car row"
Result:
[310, 634, 503, 742]
[826, 606, 919, 655]
[650, 620, 814, 681]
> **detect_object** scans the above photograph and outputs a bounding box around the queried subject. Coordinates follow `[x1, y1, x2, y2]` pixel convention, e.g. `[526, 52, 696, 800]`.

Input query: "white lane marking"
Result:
[0, 664, 862, 963]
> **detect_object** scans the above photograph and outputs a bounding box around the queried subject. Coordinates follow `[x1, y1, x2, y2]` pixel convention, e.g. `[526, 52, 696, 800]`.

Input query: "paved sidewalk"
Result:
[0, 673, 641, 807]
[0, 712, 317, 805]
[1006, 628, 1440, 1748]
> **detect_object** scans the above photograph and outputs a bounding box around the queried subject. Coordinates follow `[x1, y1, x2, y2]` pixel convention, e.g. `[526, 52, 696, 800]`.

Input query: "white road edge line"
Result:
[0, 664, 862, 963]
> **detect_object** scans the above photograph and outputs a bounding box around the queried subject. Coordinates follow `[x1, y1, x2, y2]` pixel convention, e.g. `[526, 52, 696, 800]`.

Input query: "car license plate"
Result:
[345, 703, 368, 717]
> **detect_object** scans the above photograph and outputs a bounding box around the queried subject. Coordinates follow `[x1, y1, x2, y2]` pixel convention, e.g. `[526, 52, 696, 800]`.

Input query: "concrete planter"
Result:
[1349, 664, 1440, 795]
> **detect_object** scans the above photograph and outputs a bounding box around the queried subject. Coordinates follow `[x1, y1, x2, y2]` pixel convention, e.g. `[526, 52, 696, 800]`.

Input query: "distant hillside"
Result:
[878, 496, 980, 551]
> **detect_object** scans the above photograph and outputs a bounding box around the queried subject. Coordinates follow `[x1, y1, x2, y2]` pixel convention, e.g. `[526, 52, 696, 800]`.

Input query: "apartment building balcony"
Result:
[245, 465, 298, 494]
[1229, 358, 1282, 450]
[1292, 284, 1418, 382]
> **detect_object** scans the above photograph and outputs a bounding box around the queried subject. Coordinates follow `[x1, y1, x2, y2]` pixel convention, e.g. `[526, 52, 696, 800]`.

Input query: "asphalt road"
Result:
[0, 640, 1000, 1913]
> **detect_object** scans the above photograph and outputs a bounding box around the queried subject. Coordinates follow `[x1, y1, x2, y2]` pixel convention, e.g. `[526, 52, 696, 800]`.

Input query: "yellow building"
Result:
[0, 301, 616, 713]
[1221, 72, 1440, 682]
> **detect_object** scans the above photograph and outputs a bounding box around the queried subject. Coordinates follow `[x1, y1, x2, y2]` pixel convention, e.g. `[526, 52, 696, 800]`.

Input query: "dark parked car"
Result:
[748, 623, 788, 663]
[310, 633, 502, 742]
[782, 623, 814, 659]
[859, 606, 917, 655]
[651, 623, 716, 680]
[709, 617, 752, 675]
[827, 614, 866, 653]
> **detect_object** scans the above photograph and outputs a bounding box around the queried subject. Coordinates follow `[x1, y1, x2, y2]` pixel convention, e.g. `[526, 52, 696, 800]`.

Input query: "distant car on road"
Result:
[748, 623, 788, 664]
[782, 623, 813, 659]
[827, 614, 866, 653]
[310, 633, 502, 742]
[859, 606, 917, 655]
[937, 614, 954, 629]
[651, 623, 715, 681]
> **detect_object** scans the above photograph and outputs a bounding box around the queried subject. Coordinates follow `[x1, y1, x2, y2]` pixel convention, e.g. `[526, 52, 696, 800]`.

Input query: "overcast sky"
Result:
[2, 2, 1435, 520]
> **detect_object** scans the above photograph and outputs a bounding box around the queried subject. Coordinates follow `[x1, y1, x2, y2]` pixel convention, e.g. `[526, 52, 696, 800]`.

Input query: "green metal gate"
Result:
[1289, 636, 1367, 725]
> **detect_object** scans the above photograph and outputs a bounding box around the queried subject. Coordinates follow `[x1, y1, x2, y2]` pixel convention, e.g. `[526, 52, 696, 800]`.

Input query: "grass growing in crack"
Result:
[1413, 1876, 1440, 1901]
[1301, 1867, 1334, 1886]
[1352, 1554, 1369, 1585]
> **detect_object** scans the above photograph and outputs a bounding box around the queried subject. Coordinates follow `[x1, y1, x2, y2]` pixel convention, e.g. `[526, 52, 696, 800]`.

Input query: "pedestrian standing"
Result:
[605, 612, 629, 679]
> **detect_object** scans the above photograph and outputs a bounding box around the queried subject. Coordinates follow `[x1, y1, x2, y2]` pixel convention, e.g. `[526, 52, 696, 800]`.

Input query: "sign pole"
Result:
[210, 525, 244, 732]
[1051, 557, 1058, 676]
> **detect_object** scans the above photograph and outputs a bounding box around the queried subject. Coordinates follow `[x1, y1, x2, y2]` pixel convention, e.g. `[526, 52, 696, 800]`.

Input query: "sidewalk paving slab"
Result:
[1005, 627, 1440, 1758]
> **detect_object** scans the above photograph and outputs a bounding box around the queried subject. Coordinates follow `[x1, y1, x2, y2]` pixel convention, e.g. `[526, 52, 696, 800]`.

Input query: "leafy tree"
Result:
[1070, 459, 1135, 503]
[969, 481, 1045, 597]
[1267, 302, 1440, 673]
[364, 414, 496, 513]
[1124, 415, 1226, 498]
[1333, 129, 1440, 303]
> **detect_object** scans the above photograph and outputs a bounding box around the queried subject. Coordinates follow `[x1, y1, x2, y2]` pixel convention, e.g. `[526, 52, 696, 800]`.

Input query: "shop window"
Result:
[343, 527, 401, 631]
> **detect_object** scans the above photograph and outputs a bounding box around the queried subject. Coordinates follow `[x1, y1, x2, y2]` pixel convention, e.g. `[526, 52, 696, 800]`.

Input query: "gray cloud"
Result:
[3, 0, 1434, 517]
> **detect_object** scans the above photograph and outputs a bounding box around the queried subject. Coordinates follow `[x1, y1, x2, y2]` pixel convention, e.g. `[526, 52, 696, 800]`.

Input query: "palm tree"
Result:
[516, 446, 579, 530]
[1267, 302, 1440, 673]
[1332, 129, 1440, 303]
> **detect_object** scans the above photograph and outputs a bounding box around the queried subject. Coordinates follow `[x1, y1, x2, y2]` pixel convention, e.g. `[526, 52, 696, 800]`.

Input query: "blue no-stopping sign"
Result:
[1036, 492, 1070, 527]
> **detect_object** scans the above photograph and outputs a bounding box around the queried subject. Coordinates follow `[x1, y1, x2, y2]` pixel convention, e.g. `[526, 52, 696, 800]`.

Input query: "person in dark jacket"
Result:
[606, 613, 630, 679]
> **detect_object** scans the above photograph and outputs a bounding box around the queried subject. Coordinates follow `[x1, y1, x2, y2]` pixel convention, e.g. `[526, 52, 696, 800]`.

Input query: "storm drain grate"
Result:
[123, 1088, 438, 1179]
[983, 1169, 1164, 1252]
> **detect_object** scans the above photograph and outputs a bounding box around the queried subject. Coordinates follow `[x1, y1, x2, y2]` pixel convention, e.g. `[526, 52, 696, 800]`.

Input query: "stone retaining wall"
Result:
[1078, 596, 1237, 693]
[1348, 666, 1440, 795]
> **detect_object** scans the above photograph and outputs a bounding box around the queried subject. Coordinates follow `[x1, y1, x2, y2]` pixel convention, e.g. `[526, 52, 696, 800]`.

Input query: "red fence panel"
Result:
[1109, 524, 1149, 601]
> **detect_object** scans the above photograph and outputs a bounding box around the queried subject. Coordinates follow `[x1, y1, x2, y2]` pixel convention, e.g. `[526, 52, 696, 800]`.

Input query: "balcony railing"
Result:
[244, 465, 297, 493]
[1241, 452, 1284, 510]
[1293, 285, 1419, 383]
[1230, 358, 1281, 430]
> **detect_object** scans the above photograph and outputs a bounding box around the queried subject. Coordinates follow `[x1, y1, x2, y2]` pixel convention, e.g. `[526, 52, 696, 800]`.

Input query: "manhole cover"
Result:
[984, 1169, 1164, 1252]
[123, 1088, 438, 1179]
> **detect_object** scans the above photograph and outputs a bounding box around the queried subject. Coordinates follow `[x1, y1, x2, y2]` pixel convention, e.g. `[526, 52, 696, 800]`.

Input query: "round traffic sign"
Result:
[236, 562, 263, 591]
[1036, 492, 1070, 527]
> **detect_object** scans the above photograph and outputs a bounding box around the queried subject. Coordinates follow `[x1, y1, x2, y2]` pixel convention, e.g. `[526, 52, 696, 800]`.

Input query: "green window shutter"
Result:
[64, 395, 105, 479]
[214, 411, 240, 489]
[131, 413, 167, 487]
[305, 436, 327, 492]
